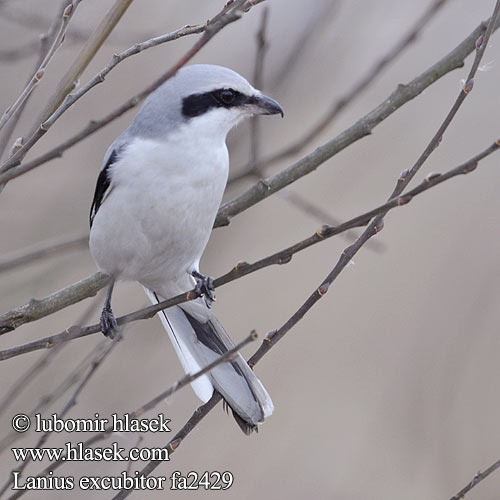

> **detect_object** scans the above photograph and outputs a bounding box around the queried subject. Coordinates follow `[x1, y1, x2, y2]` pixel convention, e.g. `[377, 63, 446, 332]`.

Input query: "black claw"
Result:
[191, 270, 216, 308]
[100, 304, 119, 339]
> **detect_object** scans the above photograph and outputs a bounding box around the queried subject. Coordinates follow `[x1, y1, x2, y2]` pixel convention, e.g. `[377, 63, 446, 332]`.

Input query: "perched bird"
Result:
[89, 64, 283, 434]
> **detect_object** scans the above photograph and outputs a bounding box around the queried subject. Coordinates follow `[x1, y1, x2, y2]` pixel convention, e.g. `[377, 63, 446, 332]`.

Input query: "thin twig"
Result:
[0, 234, 88, 273]
[0, 139, 497, 359]
[449, 460, 500, 500]
[0, 0, 68, 160]
[255, 180, 385, 252]
[40, 24, 208, 133]
[249, 6, 269, 169]
[0, 0, 263, 184]
[271, 0, 338, 88]
[0, 1, 81, 133]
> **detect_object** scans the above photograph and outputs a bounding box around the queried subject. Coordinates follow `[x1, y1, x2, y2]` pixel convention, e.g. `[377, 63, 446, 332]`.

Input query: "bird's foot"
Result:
[100, 304, 119, 339]
[191, 270, 216, 308]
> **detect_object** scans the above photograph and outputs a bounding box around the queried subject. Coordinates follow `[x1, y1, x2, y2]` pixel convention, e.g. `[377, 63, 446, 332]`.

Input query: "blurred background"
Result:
[1, 0, 500, 498]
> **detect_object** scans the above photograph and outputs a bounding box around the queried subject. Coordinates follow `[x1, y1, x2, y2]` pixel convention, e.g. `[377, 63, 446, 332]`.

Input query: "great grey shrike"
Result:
[89, 64, 283, 434]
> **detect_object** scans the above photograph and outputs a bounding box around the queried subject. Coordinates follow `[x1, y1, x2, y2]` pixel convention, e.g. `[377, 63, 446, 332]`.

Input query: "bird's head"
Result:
[131, 64, 283, 140]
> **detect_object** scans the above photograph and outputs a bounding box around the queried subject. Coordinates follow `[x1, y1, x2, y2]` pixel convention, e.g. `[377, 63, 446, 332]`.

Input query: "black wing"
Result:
[89, 149, 118, 228]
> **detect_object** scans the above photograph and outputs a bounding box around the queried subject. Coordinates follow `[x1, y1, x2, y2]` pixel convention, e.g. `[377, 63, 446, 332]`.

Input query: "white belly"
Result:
[89, 135, 229, 295]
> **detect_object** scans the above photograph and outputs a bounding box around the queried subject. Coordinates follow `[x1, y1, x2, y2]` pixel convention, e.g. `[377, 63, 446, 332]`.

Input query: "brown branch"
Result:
[0, 0, 263, 185]
[214, 14, 500, 228]
[0, 139, 497, 359]
[0, 272, 110, 334]
[0, 233, 88, 273]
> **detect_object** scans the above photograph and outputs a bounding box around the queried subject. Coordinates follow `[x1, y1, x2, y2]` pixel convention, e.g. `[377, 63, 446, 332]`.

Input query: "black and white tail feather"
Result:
[144, 289, 274, 434]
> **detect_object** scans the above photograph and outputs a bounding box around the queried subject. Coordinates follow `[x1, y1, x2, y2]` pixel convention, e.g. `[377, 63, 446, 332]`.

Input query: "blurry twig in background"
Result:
[0, 4, 158, 51]
[249, 6, 269, 170]
[1, 137, 498, 361]
[271, 0, 339, 89]
[0, 0, 263, 185]
[248, 4, 382, 251]
[0, 0, 82, 134]
[0, 233, 88, 274]
[0, 0, 70, 160]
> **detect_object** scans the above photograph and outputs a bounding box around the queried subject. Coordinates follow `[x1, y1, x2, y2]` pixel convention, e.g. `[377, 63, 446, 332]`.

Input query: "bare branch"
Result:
[249, 6, 269, 169]
[214, 14, 500, 227]
[0, 272, 109, 334]
[40, 24, 208, 134]
[0, 138, 497, 359]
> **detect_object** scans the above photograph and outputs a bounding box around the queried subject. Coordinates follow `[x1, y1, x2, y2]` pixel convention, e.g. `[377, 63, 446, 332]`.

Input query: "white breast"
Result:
[89, 131, 229, 295]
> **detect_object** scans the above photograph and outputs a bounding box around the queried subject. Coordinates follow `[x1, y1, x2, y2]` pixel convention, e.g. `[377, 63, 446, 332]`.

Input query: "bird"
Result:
[89, 64, 283, 434]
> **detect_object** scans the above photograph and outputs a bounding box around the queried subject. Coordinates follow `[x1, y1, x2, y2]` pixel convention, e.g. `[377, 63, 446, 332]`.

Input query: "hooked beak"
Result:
[246, 93, 284, 117]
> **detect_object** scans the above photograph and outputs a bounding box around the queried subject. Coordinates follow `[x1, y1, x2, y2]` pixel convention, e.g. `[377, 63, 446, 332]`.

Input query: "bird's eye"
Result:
[218, 89, 236, 105]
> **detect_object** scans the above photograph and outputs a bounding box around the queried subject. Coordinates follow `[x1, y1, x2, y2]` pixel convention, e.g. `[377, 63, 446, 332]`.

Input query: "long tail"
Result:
[144, 288, 273, 434]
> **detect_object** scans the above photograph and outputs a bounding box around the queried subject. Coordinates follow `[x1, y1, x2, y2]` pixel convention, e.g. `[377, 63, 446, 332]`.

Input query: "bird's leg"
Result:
[100, 281, 119, 338]
[191, 270, 216, 308]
